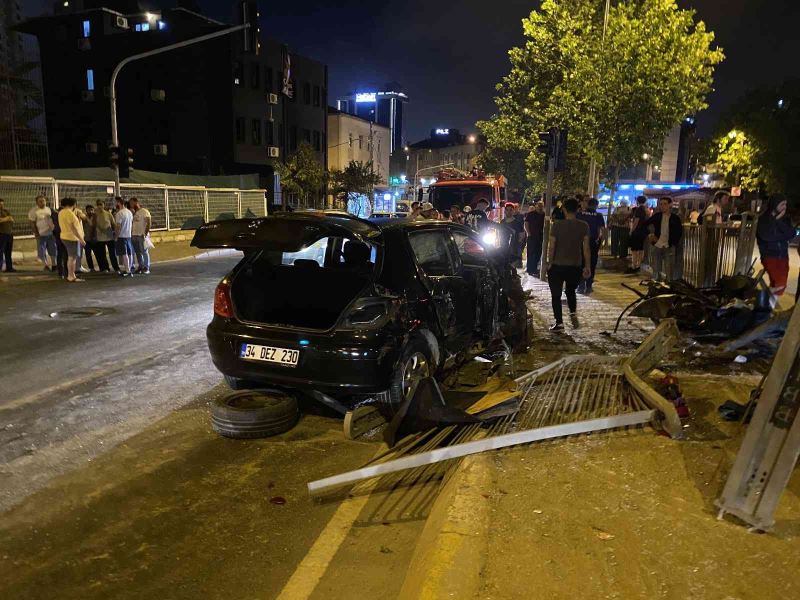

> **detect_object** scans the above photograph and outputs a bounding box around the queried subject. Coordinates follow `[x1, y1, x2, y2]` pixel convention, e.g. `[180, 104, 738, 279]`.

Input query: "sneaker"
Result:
[140, 269, 150, 275]
[569, 313, 580, 328]
[549, 322, 565, 332]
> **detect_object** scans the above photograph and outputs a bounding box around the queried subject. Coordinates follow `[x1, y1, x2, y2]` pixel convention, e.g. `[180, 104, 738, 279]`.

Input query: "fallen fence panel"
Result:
[308, 410, 654, 495]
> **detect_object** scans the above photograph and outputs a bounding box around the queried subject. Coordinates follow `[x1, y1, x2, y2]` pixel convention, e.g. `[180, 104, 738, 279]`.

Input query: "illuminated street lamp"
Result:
[468, 135, 477, 144]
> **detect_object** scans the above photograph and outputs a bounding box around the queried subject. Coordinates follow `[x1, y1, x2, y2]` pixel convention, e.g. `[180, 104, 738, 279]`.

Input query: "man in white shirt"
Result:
[130, 197, 152, 275]
[28, 195, 57, 271]
[114, 197, 134, 277]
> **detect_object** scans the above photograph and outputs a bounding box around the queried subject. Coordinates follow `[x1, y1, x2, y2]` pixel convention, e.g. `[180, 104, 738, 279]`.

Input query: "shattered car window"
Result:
[408, 230, 458, 276]
[452, 231, 488, 267]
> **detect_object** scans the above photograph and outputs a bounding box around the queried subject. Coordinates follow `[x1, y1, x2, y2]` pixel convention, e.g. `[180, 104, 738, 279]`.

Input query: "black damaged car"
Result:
[192, 212, 527, 435]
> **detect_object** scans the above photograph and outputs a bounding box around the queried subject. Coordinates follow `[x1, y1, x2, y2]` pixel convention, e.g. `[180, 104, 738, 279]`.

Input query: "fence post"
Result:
[164, 188, 170, 231]
[236, 191, 242, 219]
[53, 179, 60, 209]
[203, 189, 209, 223]
[698, 217, 708, 287]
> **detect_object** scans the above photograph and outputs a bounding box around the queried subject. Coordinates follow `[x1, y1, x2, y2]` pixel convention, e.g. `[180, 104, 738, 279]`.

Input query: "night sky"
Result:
[23, 0, 800, 142]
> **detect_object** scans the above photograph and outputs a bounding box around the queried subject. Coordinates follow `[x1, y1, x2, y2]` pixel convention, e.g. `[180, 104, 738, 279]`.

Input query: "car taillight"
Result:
[341, 298, 391, 330]
[214, 279, 234, 318]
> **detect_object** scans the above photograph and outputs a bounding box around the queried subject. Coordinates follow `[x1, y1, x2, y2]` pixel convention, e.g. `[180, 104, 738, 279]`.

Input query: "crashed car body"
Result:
[191, 212, 526, 407]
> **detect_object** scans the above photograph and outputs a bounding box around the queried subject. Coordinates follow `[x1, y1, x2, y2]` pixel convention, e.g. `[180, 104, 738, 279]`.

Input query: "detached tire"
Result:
[211, 390, 299, 439]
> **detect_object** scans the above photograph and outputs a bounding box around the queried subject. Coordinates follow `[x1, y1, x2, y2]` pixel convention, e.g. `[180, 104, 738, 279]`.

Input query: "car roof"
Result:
[370, 217, 475, 235]
[269, 210, 382, 239]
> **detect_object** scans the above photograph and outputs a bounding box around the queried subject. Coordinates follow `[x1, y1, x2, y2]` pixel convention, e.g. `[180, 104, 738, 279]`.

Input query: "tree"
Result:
[479, 0, 724, 196]
[714, 80, 800, 198]
[329, 161, 382, 215]
[713, 130, 767, 193]
[275, 142, 325, 208]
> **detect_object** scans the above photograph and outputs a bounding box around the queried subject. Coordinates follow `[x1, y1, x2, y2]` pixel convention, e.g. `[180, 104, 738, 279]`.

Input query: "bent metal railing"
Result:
[0, 175, 267, 238]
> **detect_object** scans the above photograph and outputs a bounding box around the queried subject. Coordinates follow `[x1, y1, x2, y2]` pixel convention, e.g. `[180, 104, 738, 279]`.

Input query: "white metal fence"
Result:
[0, 176, 267, 238]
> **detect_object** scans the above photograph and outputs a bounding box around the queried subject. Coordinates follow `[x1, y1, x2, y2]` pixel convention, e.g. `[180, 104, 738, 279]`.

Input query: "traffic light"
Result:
[537, 131, 554, 157]
[118, 147, 134, 179]
[108, 145, 119, 170]
[554, 128, 568, 173]
[240, 1, 260, 55]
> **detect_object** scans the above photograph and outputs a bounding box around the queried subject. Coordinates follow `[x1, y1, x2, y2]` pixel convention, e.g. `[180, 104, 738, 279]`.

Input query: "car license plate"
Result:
[239, 343, 299, 366]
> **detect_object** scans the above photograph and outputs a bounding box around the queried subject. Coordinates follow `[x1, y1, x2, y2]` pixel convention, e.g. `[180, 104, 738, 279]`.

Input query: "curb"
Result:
[397, 454, 493, 600]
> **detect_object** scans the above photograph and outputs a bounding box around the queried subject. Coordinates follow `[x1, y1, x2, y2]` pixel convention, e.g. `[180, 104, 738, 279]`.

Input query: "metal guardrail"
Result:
[0, 176, 267, 238]
[600, 214, 758, 287]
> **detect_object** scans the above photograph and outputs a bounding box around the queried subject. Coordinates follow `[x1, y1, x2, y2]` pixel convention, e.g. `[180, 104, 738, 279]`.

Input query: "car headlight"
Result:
[482, 229, 499, 247]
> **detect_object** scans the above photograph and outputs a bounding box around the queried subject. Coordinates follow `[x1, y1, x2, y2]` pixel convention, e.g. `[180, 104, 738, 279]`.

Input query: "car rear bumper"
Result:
[206, 318, 399, 394]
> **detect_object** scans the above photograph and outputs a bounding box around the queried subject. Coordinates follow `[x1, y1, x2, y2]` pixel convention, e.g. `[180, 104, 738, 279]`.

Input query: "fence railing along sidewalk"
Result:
[601, 213, 758, 288]
[0, 176, 267, 239]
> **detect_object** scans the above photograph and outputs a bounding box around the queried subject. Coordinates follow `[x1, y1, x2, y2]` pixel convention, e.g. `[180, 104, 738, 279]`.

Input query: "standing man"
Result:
[466, 198, 490, 232]
[702, 190, 728, 224]
[502, 203, 525, 268]
[577, 197, 606, 294]
[524, 202, 545, 276]
[546, 197, 591, 331]
[609, 201, 631, 258]
[28, 195, 57, 271]
[83, 204, 103, 272]
[57, 198, 86, 283]
[645, 197, 683, 282]
[408, 201, 422, 221]
[114, 197, 134, 277]
[94, 199, 118, 272]
[0, 198, 15, 272]
[130, 197, 152, 275]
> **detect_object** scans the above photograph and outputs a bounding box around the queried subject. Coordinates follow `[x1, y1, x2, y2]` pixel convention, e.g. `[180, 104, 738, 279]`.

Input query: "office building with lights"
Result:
[16, 1, 328, 199]
[336, 86, 407, 154]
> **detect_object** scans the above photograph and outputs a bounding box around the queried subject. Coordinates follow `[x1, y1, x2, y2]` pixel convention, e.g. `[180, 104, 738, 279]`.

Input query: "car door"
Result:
[407, 229, 471, 352]
[451, 229, 498, 338]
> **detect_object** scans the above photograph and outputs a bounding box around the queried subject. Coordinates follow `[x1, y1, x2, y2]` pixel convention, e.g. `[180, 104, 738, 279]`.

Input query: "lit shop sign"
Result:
[355, 93, 377, 102]
[434, 128, 450, 135]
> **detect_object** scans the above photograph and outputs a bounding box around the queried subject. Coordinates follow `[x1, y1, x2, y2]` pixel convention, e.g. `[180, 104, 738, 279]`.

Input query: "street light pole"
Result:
[109, 23, 249, 197]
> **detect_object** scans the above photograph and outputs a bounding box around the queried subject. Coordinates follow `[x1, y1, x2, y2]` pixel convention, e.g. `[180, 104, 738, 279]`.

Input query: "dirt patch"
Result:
[478, 374, 800, 600]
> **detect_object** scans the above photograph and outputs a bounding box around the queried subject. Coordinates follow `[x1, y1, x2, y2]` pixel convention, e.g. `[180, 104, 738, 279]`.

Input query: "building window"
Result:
[250, 63, 260, 89]
[313, 130, 321, 151]
[252, 119, 262, 145]
[235, 117, 246, 143]
[86, 68, 94, 91]
[134, 22, 150, 32]
[303, 82, 311, 105]
[265, 121, 274, 145]
[348, 133, 353, 148]
[359, 135, 364, 150]
[265, 67, 273, 92]
[233, 61, 243, 86]
[82, 19, 90, 38]
[313, 85, 320, 107]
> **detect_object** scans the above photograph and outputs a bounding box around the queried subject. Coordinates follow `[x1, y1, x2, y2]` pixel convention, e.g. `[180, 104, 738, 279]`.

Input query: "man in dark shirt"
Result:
[551, 199, 565, 221]
[524, 202, 545, 276]
[577, 197, 606, 293]
[0, 198, 15, 272]
[466, 198, 490, 232]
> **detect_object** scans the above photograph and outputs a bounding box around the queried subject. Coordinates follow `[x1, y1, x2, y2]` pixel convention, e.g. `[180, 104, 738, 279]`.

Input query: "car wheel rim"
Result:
[401, 352, 429, 400]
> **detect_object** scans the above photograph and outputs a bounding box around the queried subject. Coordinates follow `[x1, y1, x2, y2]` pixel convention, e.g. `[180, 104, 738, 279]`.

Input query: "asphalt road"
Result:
[0, 254, 240, 508]
[0, 253, 433, 599]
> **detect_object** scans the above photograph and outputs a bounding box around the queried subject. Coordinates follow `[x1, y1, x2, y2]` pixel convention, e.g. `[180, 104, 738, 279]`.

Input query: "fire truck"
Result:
[426, 168, 508, 219]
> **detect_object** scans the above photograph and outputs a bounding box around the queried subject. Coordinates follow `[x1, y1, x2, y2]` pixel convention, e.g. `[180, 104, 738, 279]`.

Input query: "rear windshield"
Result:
[278, 235, 379, 273]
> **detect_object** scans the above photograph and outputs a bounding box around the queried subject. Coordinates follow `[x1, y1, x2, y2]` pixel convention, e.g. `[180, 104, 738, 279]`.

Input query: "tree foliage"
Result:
[479, 0, 724, 193]
[713, 130, 767, 193]
[713, 80, 800, 197]
[329, 161, 382, 213]
[275, 142, 325, 207]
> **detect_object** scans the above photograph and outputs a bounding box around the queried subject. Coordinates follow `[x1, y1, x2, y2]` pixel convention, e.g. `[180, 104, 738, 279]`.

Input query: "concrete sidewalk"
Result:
[401, 267, 800, 600]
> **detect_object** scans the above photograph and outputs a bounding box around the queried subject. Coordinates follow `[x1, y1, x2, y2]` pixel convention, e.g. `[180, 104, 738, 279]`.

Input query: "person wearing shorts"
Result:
[28, 195, 57, 271]
[114, 197, 134, 277]
[57, 198, 86, 282]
